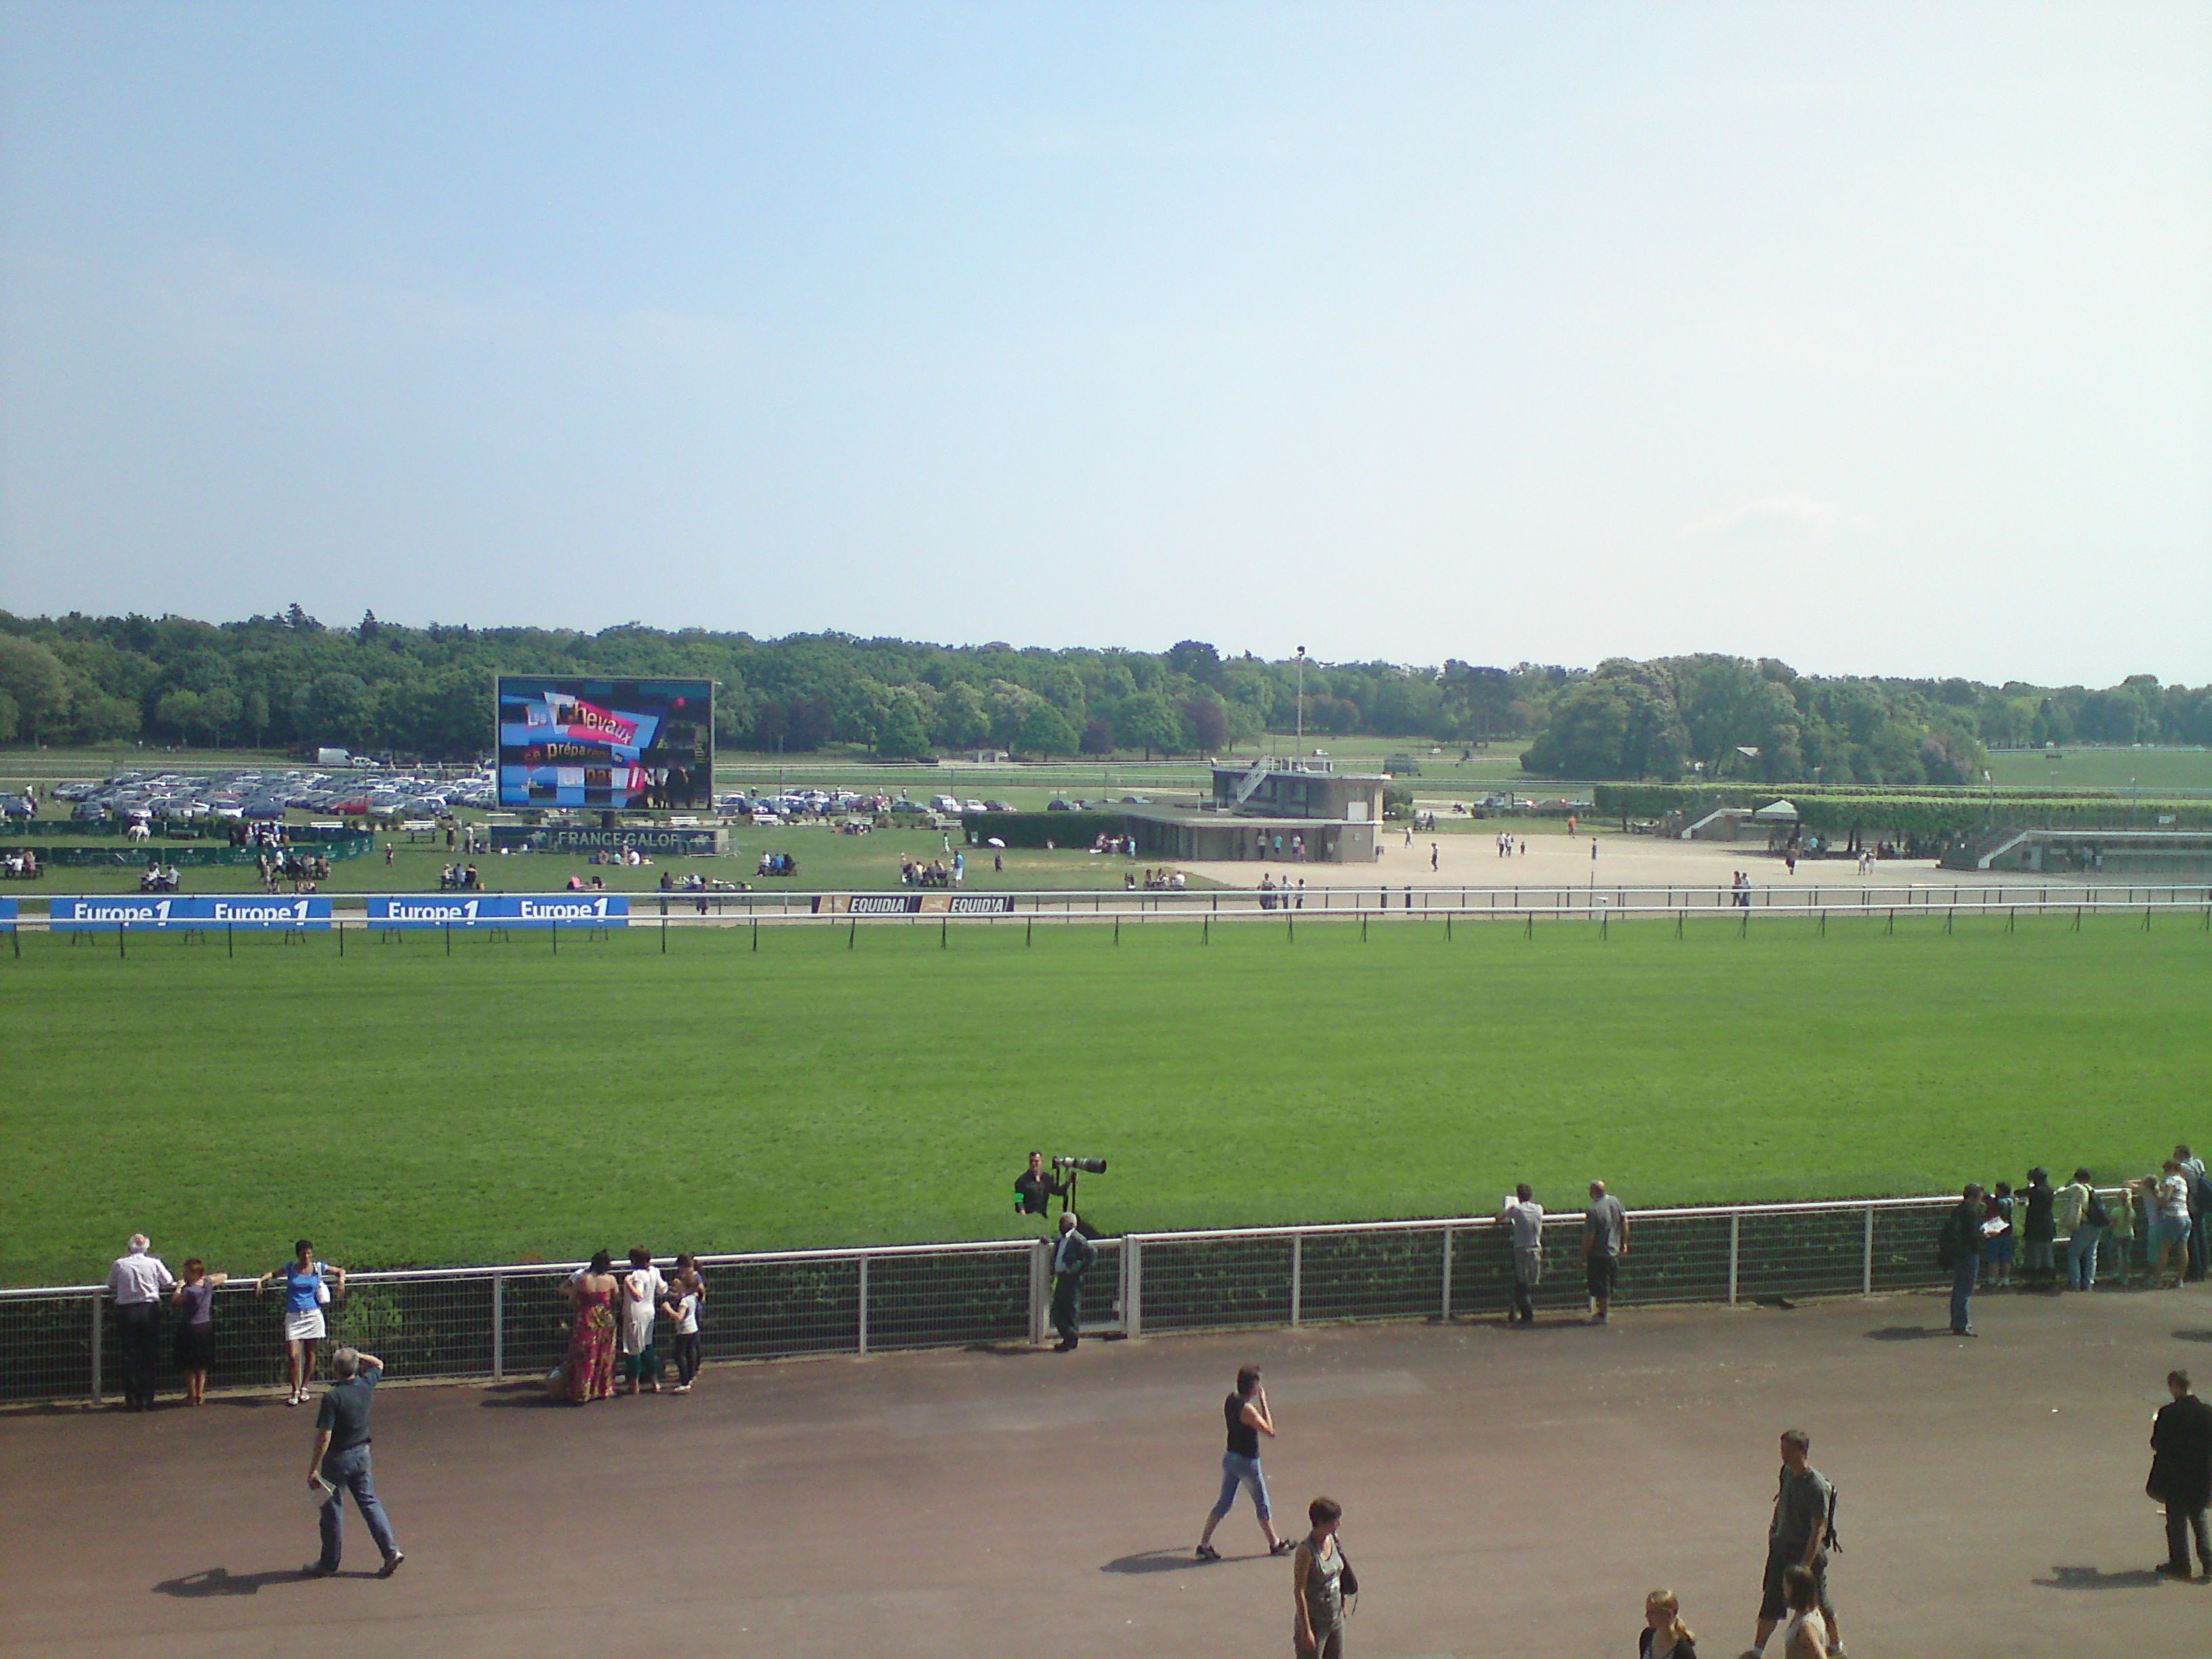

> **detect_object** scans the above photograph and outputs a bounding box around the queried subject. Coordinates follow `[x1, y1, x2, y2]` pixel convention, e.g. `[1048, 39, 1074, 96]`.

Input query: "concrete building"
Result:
[1119, 759, 1385, 863]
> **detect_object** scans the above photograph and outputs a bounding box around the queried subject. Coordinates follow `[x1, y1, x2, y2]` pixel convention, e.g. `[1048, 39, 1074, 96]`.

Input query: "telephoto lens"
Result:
[1055, 1157, 1108, 1175]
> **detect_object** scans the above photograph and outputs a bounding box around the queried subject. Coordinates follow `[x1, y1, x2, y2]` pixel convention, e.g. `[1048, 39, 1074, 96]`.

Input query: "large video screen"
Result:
[496, 677, 713, 810]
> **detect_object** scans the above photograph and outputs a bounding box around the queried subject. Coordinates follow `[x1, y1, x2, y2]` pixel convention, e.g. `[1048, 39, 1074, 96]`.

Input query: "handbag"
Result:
[1336, 1547, 1359, 1602]
[314, 1275, 331, 1306]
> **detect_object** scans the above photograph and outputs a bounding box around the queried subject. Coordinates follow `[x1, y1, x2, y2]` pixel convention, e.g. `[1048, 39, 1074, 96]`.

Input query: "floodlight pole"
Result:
[1294, 647, 1307, 753]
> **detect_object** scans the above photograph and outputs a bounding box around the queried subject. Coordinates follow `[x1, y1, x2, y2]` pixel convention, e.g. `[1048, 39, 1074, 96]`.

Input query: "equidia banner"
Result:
[811, 893, 1017, 916]
[367, 894, 631, 928]
[49, 896, 332, 929]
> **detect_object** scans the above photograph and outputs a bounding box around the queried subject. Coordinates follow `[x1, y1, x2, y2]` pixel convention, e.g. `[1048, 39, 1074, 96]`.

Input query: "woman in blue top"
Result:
[256, 1239, 344, 1406]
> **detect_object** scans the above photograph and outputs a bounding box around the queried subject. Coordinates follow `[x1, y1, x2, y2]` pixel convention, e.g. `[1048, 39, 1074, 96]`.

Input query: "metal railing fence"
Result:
[5, 882, 2209, 941]
[4, 1193, 2152, 1408]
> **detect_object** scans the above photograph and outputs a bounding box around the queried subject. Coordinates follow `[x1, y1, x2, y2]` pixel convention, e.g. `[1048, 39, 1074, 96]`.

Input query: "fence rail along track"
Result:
[5, 1191, 2154, 1408]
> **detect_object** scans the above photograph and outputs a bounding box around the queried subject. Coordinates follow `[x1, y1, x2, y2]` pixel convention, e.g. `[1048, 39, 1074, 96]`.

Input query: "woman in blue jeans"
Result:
[1197, 1366, 1291, 1559]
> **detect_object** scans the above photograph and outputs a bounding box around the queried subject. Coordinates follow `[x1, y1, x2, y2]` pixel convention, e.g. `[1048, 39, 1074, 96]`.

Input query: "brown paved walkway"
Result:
[6, 1282, 2211, 1658]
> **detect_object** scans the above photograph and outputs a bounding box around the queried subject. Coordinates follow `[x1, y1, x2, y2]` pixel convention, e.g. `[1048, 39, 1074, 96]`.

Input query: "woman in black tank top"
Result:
[1197, 1366, 1289, 1559]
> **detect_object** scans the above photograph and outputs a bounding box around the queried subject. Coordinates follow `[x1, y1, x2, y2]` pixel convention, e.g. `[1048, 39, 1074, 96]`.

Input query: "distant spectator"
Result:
[257, 1240, 343, 1407]
[1196, 1366, 1286, 1561]
[2148, 1369, 2212, 1580]
[1500, 1184, 1544, 1327]
[2056, 1168, 2106, 1290]
[2020, 1168, 2057, 1290]
[1752, 1430, 1839, 1658]
[2154, 1162, 2193, 1287]
[305, 1347, 403, 1579]
[665, 1254, 705, 1394]
[1581, 1180, 1629, 1324]
[1050, 1212, 1097, 1352]
[562, 1250, 619, 1404]
[621, 1246, 667, 1395]
[106, 1233, 176, 1411]
[1981, 1181, 2015, 1288]
[1640, 1587, 1698, 1658]
[170, 1258, 229, 1407]
[2104, 1179, 2139, 1283]
[1291, 1496, 1347, 1659]
[1938, 1183, 1985, 1336]
[2179, 1144, 2208, 1281]
[1778, 1564, 1830, 1657]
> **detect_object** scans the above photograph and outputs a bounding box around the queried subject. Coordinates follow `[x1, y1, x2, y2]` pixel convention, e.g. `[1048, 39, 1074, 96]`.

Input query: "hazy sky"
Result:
[3, 3, 2207, 684]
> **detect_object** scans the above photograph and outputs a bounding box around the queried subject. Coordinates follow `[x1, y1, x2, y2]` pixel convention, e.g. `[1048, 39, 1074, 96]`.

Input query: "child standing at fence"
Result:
[664, 1254, 705, 1394]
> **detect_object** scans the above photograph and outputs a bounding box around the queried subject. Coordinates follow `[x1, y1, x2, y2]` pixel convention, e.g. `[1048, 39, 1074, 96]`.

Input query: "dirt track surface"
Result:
[7, 1282, 2211, 1658]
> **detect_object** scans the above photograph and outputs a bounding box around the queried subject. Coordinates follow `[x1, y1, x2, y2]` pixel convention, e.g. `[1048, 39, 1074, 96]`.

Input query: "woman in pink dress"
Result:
[564, 1250, 619, 1404]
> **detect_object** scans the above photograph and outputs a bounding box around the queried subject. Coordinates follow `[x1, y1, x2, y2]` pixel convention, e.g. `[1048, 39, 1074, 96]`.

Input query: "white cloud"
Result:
[1681, 492, 1864, 543]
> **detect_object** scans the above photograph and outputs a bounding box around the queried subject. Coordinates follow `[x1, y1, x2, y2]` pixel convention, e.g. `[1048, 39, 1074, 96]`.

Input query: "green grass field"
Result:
[1985, 747, 2212, 792]
[5, 912, 2204, 1286]
[4, 822, 1225, 897]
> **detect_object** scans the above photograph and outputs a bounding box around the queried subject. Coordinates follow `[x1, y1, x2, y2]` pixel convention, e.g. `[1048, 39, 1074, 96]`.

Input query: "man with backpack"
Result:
[2057, 1168, 2108, 1290]
[1750, 1429, 1844, 1659]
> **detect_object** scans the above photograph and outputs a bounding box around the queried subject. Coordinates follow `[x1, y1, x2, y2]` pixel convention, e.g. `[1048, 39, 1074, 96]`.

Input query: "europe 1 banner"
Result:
[367, 895, 630, 928]
[496, 676, 713, 810]
[49, 896, 332, 929]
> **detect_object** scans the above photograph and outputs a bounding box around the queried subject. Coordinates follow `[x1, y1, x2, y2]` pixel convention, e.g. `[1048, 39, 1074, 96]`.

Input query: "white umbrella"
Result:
[985, 836, 1006, 848]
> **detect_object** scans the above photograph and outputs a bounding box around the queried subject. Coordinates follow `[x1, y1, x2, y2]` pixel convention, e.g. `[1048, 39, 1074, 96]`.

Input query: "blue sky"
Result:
[3, 2, 2206, 683]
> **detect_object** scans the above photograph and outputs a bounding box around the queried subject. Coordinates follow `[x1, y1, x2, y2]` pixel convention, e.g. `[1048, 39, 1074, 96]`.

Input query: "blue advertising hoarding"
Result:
[49, 896, 332, 930]
[367, 894, 630, 929]
[0, 898, 16, 930]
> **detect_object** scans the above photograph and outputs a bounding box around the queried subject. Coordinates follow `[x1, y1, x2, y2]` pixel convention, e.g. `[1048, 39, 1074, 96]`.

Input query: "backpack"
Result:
[2085, 1191, 2109, 1229]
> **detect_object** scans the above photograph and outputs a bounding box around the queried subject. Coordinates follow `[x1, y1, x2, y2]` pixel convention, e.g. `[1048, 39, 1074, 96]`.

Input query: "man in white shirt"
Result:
[107, 1233, 176, 1410]
[1500, 1185, 1545, 1326]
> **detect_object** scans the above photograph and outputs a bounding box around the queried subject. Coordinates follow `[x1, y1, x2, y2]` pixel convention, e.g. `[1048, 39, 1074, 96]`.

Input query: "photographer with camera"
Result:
[1014, 1151, 1067, 1219]
[1049, 1212, 1097, 1352]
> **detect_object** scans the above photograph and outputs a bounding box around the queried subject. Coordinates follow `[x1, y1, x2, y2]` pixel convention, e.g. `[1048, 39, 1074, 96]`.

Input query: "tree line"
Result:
[0, 608, 2204, 785]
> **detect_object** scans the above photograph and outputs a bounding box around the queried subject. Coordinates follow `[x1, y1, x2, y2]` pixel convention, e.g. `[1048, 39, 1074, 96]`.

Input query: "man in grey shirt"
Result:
[305, 1347, 403, 1578]
[1753, 1428, 1841, 1656]
[1580, 1181, 1629, 1324]
[1500, 1184, 1544, 1326]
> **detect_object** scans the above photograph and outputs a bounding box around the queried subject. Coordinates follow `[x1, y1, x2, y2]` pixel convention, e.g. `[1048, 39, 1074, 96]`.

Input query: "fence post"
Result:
[1439, 1226, 1454, 1321]
[1028, 1240, 1049, 1347]
[89, 1292, 103, 1403]
[856, 1254, 869, 1356]
[1125, 1237, 1143, 1340]
[1290, 1235, 1303, 1327]
[491, 1271, 505, 1381]
[1862, 1207, 1875, 1296]
[1727, 1213, 1740, 1306]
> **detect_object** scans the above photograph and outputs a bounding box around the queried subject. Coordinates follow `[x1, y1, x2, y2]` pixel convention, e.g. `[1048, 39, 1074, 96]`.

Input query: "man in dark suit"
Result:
[1938, 1183, 1986, 1336]
[2150, 1368, 2212, 1579]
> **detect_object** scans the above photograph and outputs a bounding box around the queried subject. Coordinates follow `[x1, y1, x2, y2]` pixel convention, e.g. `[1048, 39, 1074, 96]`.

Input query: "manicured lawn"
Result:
[1984, 747, 2212, 793]
[4, 911, 2203, 1286]
[5, 822, 1219, 897]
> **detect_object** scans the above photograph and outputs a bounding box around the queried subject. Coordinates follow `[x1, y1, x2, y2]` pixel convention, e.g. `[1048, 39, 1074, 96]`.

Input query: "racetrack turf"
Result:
[4, 911, 2205, 1284]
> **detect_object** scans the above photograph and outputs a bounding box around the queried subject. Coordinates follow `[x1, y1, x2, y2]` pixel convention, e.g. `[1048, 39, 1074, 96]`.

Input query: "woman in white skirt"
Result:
[256, 1238, 344, 1405]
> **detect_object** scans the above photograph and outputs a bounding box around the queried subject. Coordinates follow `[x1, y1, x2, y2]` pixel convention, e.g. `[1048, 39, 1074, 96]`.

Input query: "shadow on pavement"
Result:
[478, 1381, 565, 1408]
[1864, 1326, 1948, 1340]
[2173, 1329, 2212, 1343]
[2031, 1565, 2164, 1591]
[154, 1567, 323, 1597]
[1101, 1549, 1212, 1575]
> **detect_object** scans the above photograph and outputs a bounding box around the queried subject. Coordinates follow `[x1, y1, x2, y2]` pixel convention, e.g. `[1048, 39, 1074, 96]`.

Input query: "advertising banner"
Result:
[49, 896, 332, 930]
[367, 894, 630, 929]
[496, 676, 713, 810]
[0, 898, 15, 930]
[811, 893, 1017, 916]
[487, 825, 726, 856]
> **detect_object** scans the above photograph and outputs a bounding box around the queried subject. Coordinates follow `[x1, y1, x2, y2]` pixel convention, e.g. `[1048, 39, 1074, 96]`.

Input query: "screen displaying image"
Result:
[496, 677, 713, 809]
